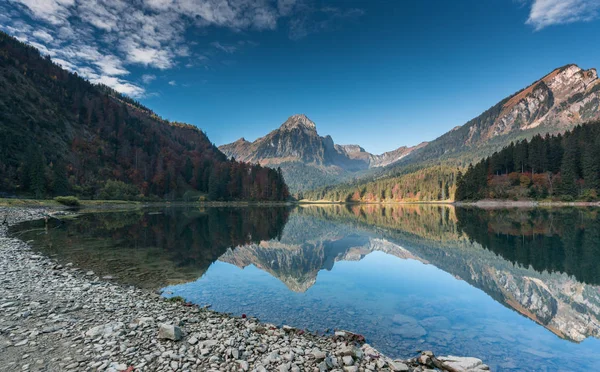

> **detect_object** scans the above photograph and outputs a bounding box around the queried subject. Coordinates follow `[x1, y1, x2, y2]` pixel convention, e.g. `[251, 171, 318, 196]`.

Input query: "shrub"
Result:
[98, 180, 140, 201]
[581, 189, 598, 202]
[54, 196, 80, 206]
[519, 175, 532, 188]
[561, 195, 574, 202]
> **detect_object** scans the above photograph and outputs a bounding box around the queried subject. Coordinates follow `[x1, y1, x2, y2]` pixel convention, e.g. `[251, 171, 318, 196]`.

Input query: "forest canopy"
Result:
[455, 121, 600, 201]
[0, 31, 289, 201]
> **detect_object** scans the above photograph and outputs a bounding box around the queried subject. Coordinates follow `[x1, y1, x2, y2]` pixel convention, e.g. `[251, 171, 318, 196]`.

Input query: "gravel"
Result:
[0, 207, 489, 371]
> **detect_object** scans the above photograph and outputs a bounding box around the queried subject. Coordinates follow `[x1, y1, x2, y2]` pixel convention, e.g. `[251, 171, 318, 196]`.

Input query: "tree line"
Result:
[455, 121, 600, 201]
[0, 31, 289, 201]
[302, 165, 459, 202]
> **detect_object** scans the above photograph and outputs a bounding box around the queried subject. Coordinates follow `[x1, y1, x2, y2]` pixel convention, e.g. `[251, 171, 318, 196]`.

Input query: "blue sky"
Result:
[2, 0, 600, 154]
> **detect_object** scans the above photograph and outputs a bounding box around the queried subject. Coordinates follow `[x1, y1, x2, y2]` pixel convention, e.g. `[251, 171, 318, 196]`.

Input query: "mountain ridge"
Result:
[302, 63, 600, 201]
[219, 114, 426, 192]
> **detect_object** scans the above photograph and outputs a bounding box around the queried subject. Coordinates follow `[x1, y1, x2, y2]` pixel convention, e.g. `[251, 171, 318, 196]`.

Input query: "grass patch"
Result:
[54, 196, 81, 206]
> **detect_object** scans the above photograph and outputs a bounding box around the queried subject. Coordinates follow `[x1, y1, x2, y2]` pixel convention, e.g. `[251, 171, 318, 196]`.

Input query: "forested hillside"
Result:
[0, 32, 288, 201]
[302, 64, 600, 202]
[301, 165, 459, 202]
[455, 121, 600, 201]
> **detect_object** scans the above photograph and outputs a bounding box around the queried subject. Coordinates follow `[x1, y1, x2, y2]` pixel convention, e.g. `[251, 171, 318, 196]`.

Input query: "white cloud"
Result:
[526, 0, 600, 30]
[141, 74, 156, 84]
[211, 41, 237, 53]
[122, 41, 175, 69]
[32, 29, 54, 43]
[94, 55, 129, 76]
[52, 58, 78, 70]
[11, 0, 74, 25]
[93, 75, 145, 97]
[4, 0, 363, 97]
[168, 80, 177, 86]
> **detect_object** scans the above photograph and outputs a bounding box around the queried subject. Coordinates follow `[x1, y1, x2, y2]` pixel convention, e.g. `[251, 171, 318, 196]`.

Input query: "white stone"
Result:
[158, 324, 183, 341]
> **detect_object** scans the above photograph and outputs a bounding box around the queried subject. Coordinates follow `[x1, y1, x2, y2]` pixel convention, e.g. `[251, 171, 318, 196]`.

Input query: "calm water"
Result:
[12, 205, 600, 371]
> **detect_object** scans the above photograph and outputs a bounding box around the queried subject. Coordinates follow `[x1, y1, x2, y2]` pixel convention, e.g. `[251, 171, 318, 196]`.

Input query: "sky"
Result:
[2, 0, 600, 154]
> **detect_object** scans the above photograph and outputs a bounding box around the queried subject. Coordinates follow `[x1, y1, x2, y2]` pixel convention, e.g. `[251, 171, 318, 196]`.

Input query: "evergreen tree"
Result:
[52, 160, 69, 196]
[28, 147, 46, 199]
[582, 142, 600, 190]
[560, 136, 579, 197]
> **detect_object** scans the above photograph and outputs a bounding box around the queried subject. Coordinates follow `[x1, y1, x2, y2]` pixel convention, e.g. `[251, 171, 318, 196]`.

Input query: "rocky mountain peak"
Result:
[340, 145, 367, 154]
[280, 114, 317, 132]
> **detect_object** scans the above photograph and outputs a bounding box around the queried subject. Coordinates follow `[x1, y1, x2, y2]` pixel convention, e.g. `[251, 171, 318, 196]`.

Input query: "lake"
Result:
[11, 205, 600, 371]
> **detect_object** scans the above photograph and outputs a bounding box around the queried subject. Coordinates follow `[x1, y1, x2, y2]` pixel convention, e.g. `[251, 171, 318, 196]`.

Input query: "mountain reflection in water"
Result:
[12, 205, 600, 371]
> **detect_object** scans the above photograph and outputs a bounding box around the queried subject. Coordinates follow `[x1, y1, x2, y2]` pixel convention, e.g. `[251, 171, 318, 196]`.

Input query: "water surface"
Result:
[12, 205, 600, 371]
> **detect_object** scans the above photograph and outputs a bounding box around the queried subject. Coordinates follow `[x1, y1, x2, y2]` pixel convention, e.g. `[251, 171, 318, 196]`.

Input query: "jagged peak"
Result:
[340, 144, 366, 153]
[234, 137, 249, 144]
[280, 114, 317, 131]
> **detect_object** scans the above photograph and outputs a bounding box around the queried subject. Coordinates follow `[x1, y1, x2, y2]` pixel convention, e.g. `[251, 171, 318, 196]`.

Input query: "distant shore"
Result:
[0, 206, 489, 371]
[455, 199, 600, 208]
[298, 199, 600, 208]
[2, 197, 598, 211]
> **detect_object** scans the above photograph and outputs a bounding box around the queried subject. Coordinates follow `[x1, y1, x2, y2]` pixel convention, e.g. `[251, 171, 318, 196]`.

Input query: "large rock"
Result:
[438, 356, 490, 371]
[391, 314, 427, 338]
[157, 323, 183, 341]
[389, 360, 410, 371]
[85, 322, 124, 339]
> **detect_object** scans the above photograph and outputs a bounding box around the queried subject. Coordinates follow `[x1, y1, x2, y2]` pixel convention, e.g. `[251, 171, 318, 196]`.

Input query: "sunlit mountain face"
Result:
[12, 205, 600, 371]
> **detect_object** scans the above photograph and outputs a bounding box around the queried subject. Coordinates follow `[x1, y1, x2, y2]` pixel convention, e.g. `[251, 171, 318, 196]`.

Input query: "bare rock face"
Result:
[484, 64, 600, 140]
[392, 64, 600, 167]
[335, 142, 428, 168]
[218, 114, 426, 191]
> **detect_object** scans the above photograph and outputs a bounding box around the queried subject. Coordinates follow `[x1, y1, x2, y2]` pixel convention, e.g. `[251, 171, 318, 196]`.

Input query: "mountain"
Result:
[0, 31, 288, 201]
[335, 142, 428, 168]
[400, 64, 600, 166]
[219, 114, 426, 192]
[303, 64, 600, 201]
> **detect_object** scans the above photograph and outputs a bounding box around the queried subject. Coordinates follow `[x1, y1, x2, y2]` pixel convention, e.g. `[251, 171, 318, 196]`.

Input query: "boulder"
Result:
[157, 323, 183, 341]
[85, 322, 124, 339]
[389, 360, 410, 371]
[438, 356, 490, 371]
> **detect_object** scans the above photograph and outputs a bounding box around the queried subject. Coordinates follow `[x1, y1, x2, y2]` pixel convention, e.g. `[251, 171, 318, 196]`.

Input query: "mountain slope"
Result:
[0, 31, 288, 201]
[398, 64, 600, 167]
[219, 114, 425, 192]
[303, 64, 600, 201]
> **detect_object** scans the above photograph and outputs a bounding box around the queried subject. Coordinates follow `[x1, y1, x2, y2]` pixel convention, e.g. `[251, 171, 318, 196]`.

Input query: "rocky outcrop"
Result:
[335, 142, 428, 168]
[218, 114, 427, 191]
[486, 65, 599, 139]
[391, 64, 600, 168]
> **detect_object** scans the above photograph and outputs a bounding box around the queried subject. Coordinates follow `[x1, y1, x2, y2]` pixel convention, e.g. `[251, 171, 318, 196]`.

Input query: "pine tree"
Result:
[52, 160, 69, 196]
[560, 136, 579, 197]
[582, 143, 600, 190]
[28, 147, 46, 199]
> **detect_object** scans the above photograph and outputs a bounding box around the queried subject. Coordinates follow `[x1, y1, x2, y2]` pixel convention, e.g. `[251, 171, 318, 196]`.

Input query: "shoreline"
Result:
[0, 206, 489, 372]
[454, 199, 600, 208]
[2, 197, 599, 211]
